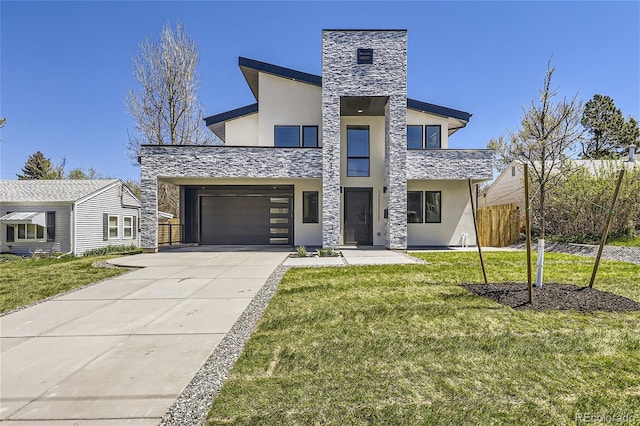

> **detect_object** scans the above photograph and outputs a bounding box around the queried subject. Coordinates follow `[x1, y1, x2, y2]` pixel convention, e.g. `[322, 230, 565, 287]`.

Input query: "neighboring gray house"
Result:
[140, 29, 493, 251]
[0, 180, 140, 256]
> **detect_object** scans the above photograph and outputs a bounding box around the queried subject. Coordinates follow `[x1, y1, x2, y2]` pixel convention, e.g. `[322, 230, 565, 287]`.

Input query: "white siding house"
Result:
[0, 180, 140, 256]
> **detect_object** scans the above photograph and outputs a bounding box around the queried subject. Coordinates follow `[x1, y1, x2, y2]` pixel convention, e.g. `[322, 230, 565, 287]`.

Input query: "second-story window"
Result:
[426, 125, 441, 149]
[275, 125, 319, 147]
[302, 126, 318, 147]
[274, 126, 300, 147]
[407, 125, 423, 149]
[347, 126, 370, 177]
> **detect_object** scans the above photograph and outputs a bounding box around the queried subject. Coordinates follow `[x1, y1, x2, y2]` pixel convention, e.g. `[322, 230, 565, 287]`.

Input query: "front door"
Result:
[344, 188, 373, 245]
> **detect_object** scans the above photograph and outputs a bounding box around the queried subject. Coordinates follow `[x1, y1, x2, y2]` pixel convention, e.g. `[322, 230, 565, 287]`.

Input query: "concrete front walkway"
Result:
[0, 247, 289, 425]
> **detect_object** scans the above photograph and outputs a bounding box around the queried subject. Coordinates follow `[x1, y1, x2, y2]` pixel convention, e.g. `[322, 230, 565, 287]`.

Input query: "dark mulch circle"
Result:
[462, 282, 640, 313]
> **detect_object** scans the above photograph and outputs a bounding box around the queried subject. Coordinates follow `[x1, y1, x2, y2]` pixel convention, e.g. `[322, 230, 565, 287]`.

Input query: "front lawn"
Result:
[0, 255, 129, 313]
[207, 252, 640, 424]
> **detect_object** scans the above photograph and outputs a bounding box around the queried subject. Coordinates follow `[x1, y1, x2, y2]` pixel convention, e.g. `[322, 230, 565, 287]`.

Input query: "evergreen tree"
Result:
[17, 151, 64, 180]
[580, 94, 639, 159]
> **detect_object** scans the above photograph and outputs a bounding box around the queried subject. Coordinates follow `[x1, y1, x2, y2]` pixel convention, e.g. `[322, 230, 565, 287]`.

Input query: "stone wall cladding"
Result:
[406, 150, 494, 180]
[140, 145, 322, 179]
[140, 145, 322, 250]
[322, 30, 408, 249]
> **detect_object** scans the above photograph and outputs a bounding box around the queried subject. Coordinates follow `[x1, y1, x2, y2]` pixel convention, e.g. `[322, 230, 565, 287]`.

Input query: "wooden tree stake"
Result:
[468, 179, 488, 285]
[524, 164, 533, 303]
[589, 168, 625, 288]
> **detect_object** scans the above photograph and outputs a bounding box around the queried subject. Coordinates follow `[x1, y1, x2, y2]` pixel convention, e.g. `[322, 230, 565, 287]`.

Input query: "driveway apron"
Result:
[0, 248, 288, 425]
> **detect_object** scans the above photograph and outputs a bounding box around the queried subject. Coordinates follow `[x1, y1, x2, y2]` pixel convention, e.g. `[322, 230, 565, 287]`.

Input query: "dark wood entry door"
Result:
[344, 188, 373, 245]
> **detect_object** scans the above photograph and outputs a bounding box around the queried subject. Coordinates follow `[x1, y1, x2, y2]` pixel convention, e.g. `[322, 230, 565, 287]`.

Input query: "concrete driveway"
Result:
[0, 247, 289, 425]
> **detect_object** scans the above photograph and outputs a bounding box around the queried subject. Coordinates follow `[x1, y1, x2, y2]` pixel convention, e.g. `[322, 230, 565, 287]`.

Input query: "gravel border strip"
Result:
[513, 242, 640, 265]
[159, 263, 290, 426]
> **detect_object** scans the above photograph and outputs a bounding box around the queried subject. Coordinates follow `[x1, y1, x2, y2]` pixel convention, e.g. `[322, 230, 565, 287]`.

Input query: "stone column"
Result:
[140, 149, 158, 253]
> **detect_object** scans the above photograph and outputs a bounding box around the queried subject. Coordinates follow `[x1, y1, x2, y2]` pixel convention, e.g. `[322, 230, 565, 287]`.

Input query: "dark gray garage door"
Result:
[199, 195, 292, 245]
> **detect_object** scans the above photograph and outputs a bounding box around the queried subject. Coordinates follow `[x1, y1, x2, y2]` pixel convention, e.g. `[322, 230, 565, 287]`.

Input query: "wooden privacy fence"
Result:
[158, 218, 182, 245]
[477, 203, 520, 247]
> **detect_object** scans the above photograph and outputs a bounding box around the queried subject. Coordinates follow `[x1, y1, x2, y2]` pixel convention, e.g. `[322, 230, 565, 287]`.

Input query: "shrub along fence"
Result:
[477, 203, 521, 247]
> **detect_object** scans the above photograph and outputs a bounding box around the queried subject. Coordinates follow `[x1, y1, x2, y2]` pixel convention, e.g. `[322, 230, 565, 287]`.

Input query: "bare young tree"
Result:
[488, 59, 584, 238]
[127, 22, 217, 215]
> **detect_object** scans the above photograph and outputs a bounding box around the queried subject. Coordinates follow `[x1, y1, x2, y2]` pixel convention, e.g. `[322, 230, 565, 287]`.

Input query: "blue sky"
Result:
[1, 1, 638, 181]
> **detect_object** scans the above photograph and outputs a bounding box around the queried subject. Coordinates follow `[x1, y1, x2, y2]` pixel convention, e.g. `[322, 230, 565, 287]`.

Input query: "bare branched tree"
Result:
[488, 59, 584, 238]
[127, 22, 218, 215]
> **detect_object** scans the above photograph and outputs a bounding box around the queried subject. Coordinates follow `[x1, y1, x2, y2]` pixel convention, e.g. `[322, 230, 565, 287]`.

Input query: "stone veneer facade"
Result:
[322, 30, 408, 249]
[406, 149, 493, 180]
[140, 145, 322, 250]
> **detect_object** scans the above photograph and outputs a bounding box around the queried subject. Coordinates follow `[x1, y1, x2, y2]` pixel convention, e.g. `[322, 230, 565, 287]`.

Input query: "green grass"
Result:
[0, 255, 129, 313]
[207, 252, 640, 425]
[607, 235, 640, 247]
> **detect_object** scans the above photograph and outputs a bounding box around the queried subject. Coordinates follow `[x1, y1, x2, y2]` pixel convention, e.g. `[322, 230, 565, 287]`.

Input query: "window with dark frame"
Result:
[302, 126, 318, 147]
[357, 48, 373, 64]
[426, 125, 441, 149]
[407, 191, 423, 223]
[303, 191, 319, 223]
[407, 125, 423, 149]
[274, 125, 300, 147]
[347, 126, 370, 177]
[425, 191, 442, 223]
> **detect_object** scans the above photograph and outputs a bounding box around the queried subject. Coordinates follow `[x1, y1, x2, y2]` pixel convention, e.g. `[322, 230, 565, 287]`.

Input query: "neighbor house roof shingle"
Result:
[0, 179, 120, 203]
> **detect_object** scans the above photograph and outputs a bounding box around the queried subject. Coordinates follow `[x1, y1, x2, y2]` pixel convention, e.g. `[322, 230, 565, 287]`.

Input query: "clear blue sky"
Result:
[2, 1, 638, 181]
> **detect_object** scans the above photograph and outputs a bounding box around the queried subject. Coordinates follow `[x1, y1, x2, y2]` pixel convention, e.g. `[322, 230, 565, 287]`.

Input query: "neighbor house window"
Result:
[16, 224, 45, 241]
[407, 125, 423, 150]
[407, 191, 423, 223]
[108, 215, 119, 239]
[302, 126, 318, 147]
[274, 126, 300, 147]
[123, 216, 133, 239]
[426, 125, 441, 149]
[347, 126, 370, 177]
[425, 191, 442, 223]
[303, 191, 319, 223]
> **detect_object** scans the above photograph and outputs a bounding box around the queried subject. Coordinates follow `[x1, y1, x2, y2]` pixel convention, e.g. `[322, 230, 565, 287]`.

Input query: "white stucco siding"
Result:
[225, 113, 259, 146]
[407, 109, 450, 149]
[340, 116, 386, 245]
[258, 73, 322, 146]
[74, 184, 140, 255]
[0, 204, 71, 255]
[407, 180, 476, 246]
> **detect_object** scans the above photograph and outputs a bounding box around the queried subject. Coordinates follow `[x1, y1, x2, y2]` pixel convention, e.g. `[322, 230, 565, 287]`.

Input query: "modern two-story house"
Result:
[140, 30, 493, 251]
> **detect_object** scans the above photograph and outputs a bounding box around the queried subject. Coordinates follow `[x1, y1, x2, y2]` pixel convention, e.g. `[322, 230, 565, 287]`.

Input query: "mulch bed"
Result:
[462, 283, 640, 313]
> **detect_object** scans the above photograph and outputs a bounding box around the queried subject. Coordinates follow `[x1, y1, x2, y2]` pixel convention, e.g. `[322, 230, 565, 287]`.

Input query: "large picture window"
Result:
[407, 191, 423, 223]
[407, 125, 423, 150]
[426, 125, 441, 150]
[425, 191, 442, 223]
[274, 126, 300, 147]
[303, 191, 319, 223]
[16, 224, 45, 241]
[347, 126, 370, 177]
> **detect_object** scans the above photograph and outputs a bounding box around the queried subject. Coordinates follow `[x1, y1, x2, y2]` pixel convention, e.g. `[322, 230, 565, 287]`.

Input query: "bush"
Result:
[83, 244, 141, 257]
[544, 164, 640, 243]
[296, 245, 307, 257]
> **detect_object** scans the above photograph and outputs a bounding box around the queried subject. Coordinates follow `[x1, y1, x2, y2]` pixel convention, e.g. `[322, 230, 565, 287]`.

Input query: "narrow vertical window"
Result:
[46, 211, 56, 241]
[347, 126, 370, 177]
[407, 191, 423, 223]
[302, 126, 318, 147]
[425, 191, 442, 223]
[407, 125, 423, 149]
[426, 125, 441, 149]
[303, 191, 319, 223]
